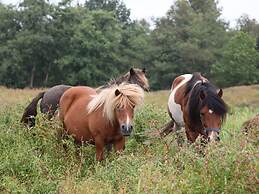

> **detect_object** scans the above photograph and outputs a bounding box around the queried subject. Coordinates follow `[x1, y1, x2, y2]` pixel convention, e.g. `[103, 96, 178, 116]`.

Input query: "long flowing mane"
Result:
[88, 83, 144, 123]
[186, 74, 228, 129]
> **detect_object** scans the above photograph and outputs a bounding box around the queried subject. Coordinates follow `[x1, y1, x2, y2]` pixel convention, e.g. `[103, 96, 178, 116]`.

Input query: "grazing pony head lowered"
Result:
[88, 83, 144, 136]
[186, 74, 228, 142]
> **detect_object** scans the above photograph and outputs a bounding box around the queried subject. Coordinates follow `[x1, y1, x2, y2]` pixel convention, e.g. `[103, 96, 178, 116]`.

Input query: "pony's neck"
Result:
[115, 74, 129, 84]
[103, 74, 129, 88]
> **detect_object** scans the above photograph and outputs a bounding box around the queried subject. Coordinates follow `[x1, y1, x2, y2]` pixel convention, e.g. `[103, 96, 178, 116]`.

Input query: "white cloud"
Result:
[218, 0, 259, 26]
[124, 0, 173, 20]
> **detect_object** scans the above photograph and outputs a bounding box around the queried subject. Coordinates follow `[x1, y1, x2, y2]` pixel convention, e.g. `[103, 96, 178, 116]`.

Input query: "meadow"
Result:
[0, 85, 258, 193]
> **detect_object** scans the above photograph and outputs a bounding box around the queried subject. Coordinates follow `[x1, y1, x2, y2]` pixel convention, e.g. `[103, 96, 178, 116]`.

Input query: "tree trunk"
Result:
[30, 64, 36, 88]
[44, 63, 50, 86]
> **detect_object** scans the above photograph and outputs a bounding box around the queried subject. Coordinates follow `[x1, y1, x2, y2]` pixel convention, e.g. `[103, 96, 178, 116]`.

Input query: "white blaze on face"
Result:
[126, 114, 130, 128]
[208, 131, 218, 141]
[209, 109, 213, 114]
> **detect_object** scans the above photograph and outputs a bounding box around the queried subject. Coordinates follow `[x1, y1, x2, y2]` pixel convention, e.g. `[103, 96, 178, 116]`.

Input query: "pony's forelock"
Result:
[87, 83, 144, 123]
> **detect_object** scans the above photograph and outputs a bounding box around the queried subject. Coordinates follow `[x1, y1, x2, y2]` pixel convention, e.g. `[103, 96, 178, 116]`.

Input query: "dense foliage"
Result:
[0, 0, 258, 89]
[212, 32, 259, 86]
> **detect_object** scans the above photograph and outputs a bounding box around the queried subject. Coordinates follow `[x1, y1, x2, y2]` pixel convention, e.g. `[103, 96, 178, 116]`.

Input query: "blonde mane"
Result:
[88, 83, 144, 123]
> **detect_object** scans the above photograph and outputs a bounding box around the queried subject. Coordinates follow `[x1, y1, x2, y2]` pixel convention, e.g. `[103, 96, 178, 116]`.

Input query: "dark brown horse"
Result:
[21, 68, 149, 127]
[59, 83, 144, 161]
[161, 73, 227, 142]
[98, 68, 149, 91]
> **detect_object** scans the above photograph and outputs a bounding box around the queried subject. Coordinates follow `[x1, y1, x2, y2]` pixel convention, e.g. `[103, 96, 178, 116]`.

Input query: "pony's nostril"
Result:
[208, 136, 220, 142]
[121, 124, 126, 130]
[127, 125, 133, 133]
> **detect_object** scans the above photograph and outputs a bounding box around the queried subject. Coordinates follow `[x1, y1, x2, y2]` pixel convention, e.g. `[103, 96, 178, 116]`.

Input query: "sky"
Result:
[1, 0, 259, 27]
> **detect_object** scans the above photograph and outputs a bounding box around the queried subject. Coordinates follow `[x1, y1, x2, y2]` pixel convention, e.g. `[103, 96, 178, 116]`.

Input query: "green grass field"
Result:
[0, 85, 258, 193]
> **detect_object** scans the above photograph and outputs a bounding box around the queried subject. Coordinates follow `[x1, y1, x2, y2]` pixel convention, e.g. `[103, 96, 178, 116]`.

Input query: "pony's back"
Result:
[59, 86, 96, 122]
[40, 85, 71, 116]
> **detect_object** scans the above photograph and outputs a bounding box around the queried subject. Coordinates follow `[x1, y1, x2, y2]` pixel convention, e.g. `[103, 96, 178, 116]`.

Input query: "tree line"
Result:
[0, 0, 258, 90]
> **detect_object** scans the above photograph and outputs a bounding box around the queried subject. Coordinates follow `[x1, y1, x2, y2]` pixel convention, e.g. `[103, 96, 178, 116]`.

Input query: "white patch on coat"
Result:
[168, 74, 192, 126]
[209, 109, 213, 114]
[202, 78, 208, 83]
[193, 80, 202, 87]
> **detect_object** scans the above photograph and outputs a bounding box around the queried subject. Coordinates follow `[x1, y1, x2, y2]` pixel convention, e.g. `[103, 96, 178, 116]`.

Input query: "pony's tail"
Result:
[21, 91, 45, 127]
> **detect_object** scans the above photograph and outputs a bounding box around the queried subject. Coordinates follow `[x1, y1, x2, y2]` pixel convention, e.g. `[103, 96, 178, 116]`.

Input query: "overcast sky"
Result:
[1, 0, 259, 27]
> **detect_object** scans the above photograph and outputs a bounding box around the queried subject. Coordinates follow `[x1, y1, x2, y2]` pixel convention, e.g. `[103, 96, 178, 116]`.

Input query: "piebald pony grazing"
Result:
[59, 83, 144, 161]
[161, 73, 227, 142]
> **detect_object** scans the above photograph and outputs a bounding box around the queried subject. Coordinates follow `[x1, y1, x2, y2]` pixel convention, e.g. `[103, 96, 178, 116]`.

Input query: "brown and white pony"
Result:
[59, 83, 144, 161]
[21, 68, 148, 127]
[161, 73, 227, 142]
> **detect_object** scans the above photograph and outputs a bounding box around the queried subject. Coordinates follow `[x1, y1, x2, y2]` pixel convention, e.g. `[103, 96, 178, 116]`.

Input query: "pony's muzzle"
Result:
[207, 130, 220, 142]
[208, 135, 220, 142]
[121, 124, 133, 136]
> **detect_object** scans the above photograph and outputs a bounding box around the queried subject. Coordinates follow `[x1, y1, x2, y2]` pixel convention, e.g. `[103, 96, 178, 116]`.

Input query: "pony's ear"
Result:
[130, 68, 135, 75]
[217, 88, 223, 98]
[142, 68, 146, 73]
[200, 90, 206, 100]
[115, 89, 121, 96]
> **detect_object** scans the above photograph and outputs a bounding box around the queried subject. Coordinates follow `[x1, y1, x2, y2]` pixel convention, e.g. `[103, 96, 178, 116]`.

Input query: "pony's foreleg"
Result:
[160, 120, 178, 137]
[95, 136, 105, 161]
[114, 137, 125, 153]
[105, 144, 112, 152]
[185, 128, 199, 143]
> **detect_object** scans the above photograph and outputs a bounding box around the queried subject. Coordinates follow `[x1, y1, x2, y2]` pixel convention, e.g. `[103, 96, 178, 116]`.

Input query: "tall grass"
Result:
[0, 86, 258, 193]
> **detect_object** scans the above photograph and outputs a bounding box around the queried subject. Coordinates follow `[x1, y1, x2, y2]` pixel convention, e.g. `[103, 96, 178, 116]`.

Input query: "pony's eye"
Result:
[200, 113, 205, 117]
